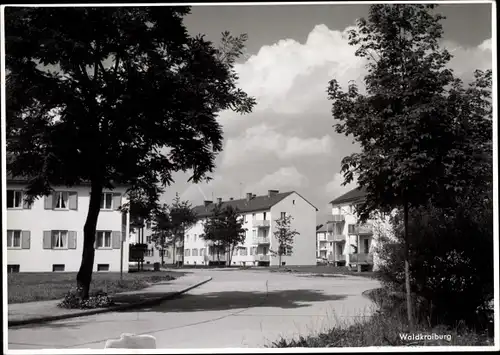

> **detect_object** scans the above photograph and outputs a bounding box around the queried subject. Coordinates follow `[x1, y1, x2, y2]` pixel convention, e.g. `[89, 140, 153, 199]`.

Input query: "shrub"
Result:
[375, 194, 494, 330]
[58, 288, 115, 309]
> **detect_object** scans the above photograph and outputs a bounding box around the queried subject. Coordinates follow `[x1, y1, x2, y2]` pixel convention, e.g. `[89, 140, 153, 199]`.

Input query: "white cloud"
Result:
[222, 123, 334, 167]
[326, 172, 358, 198]
[246, 166, 308, 194]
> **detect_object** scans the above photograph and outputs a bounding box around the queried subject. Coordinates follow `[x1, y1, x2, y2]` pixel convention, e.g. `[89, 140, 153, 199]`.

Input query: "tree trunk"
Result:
[76, 180, 103, 299]
[403, 200, 414, 329]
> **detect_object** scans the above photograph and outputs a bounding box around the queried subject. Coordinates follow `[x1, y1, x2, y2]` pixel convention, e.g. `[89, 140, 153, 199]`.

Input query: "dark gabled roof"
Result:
[192, 191, 317, 218]
[329, 186, 367, 205]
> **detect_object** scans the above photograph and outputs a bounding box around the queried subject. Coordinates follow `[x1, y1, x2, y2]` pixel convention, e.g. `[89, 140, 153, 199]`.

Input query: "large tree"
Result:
[327, 4, 492, 328]
[5, 7, 255, 298]
[200, 203, 246, 266]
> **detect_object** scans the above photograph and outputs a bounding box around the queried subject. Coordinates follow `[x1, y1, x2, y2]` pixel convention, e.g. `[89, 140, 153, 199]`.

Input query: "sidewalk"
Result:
[8, 274, 212, 327]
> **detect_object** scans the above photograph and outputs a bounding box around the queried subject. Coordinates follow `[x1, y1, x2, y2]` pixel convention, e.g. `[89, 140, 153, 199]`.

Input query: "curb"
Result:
[8, 276, 212, 328]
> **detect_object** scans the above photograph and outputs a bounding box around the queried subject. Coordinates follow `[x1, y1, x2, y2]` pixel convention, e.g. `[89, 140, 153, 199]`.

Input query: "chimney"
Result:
[229, 197, 234, 201]
[268, 189, 279, 197]
[204, 200, 213, 207]
[217, 197, 222, 204]
[246, 193, 252, 201]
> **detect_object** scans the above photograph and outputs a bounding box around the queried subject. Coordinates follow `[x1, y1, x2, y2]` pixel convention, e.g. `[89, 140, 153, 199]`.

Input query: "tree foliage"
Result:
[5, 6, 255, 297]
[327, 4, 492, 328]
[328, 4, 491, 220]
[271, 214, 299, 267]
[200, 203, 246, 266]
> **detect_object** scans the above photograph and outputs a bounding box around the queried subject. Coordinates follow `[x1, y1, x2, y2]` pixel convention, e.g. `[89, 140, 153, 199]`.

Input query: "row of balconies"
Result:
[204, 237, 270, 247]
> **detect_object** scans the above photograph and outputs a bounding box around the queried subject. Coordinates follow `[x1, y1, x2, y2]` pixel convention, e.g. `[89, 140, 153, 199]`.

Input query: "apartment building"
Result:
[129, 223, 179, 265]
[316, 221, 346, 265]
[183, 190, 318, 267]
[327, 187, 376, 271]
[6, 175, 130, 273]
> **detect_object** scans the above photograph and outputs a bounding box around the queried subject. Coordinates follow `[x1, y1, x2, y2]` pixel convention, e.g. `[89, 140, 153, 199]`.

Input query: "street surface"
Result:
[8, 269, 380, 349]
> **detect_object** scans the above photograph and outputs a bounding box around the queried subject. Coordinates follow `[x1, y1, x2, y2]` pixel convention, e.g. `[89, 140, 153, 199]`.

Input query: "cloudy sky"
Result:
[160, 3, 493, 219]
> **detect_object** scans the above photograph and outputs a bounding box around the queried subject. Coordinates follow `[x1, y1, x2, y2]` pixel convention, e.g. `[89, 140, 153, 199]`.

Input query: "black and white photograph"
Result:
[2, 1, 497, 352]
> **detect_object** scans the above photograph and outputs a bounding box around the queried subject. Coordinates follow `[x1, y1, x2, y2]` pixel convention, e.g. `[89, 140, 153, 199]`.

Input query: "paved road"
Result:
[8, 269, 380, 349]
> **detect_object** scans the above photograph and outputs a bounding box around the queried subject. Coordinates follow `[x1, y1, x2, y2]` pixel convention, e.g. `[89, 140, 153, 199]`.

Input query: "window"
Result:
[200, 248, 205, 256]
[52, 230, 68, 249]
[281, 212, 286, 219]
[146, 235, 152, 243]
[145, 248, 154, 257]
[55, 191, 69, 209]
[8, 265, 20, 273]
[97, 264, 110, 271]
[348, 224, 356, 234]
[96, 231, 112, 248]
[52, 264, 65, 272]
[239, 247, 248, 256]
[192, 248, 198, 256]
[185, 248, 191, 257]
[252, 213, 256, 220]
[146, 221, 151, 229]
[243, 215, 247, 223]
[293, 200, 295, 205]
[286, 246, 293, 256]
[101, 192, 113, 210]
[7, 230, 21, 248]
[194, 234, 197, 242]
[7, 190, 23, 209]
[252, 230, 256, 238]
[263, 212, 267, 220]
[250, 247, 256, 255]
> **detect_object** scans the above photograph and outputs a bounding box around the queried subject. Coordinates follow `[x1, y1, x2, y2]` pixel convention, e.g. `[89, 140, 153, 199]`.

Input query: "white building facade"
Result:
[323, 187, 395, 271]
[183, 190, 318, 267]
[6, 178, 130, 273]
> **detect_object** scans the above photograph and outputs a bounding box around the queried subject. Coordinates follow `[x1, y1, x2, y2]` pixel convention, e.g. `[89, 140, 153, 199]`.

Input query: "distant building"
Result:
[183, 190, 318, 267]
[327, 187, 393, 271]
[7, 175, 130, 273]
[129, 223, 179, 266]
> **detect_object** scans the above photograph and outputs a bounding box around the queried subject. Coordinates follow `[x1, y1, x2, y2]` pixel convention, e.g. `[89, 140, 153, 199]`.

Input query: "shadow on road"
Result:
[117, 289, 348, 313]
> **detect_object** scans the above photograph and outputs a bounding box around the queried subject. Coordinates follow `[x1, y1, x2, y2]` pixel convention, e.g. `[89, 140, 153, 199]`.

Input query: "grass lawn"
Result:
[271, 287, 493, 347]
[266, 265, 380, 279]
[8, 270, 185, 304]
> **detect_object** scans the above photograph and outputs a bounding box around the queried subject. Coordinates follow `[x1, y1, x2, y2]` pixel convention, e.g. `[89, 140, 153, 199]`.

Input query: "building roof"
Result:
[192, 190, 317, 218]
[329, 186, 367, 205]
[316, 221, 335, 233]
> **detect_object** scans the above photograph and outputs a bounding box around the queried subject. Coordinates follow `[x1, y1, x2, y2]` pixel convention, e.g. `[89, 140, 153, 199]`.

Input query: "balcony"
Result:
[348, 223, 374, 235]
[328, 214, 345, 222]
[357, 223, 374, 235]
[327, 233, 345, 242]
[254, 254, 270, 262]
[253, 236, 270, 245]
[328, 254, 346, 261]
[253, 219, 270, 228]
[349, 253, 374, 264]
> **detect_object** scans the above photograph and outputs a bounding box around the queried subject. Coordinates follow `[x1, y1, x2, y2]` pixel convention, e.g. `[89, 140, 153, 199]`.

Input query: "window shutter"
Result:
[52, 193, 58, 209]
[43, 231, 52, 249]
[94, 232, 97, 249]
[22, 193, 32, 209]
[68, 231, 77, 249]
[112, 193, 122, 210]
[44, 195, 53, 210]
[112, 231, 121, 249]
[21, 231, 31, 249]
[69, 192, 78, 210]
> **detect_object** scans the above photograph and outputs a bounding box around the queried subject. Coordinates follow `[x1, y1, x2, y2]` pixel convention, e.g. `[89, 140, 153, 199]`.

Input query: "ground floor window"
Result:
[96, 231, 112, 248]
[7, 230, 21, 248]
